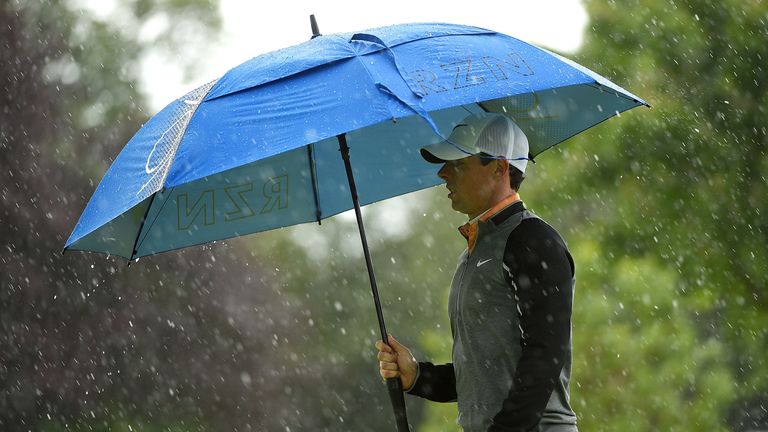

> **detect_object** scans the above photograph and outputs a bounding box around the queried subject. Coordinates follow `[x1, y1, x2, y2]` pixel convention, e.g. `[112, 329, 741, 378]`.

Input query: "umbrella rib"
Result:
[127, 193, 157, 262]
[128, 187, 175, 260]
[306, 143, 322, 224]
[586, 82, 651, 107]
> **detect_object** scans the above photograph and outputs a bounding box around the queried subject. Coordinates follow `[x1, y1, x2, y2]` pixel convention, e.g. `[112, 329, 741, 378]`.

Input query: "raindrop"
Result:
[240, 372, 252, 386]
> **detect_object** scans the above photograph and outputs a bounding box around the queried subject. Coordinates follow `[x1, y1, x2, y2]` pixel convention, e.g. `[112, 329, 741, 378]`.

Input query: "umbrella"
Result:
[64, 17, 647, 431]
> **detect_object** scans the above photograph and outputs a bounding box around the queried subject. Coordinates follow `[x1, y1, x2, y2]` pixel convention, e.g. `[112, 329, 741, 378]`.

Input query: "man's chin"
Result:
[449, 201, 466, 215]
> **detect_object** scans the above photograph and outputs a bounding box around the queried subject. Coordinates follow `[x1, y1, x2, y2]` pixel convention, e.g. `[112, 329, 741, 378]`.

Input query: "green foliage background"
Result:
[2, 0, 766, 431]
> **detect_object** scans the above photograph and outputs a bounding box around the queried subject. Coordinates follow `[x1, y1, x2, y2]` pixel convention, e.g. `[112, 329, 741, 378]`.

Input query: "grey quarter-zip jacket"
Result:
[408, 201, 577, 432]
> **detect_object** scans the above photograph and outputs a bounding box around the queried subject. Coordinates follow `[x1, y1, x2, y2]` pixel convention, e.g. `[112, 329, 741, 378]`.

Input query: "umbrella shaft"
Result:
[337, 134, 389, 344]
[337, 123, 411, 432]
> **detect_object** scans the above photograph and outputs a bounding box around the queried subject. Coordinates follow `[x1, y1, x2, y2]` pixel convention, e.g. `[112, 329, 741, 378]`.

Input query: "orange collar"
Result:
[458, 193, 520, 254]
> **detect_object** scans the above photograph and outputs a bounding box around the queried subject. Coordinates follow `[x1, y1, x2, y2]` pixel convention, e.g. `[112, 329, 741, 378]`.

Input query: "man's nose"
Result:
[438, 163, 450, 180]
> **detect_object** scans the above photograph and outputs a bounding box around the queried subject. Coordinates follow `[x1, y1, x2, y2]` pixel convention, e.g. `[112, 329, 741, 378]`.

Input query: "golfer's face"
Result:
[438, 156, 496, 218]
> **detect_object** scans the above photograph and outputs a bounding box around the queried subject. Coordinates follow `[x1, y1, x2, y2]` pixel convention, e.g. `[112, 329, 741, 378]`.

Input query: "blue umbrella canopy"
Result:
[64, 22, 647, 259]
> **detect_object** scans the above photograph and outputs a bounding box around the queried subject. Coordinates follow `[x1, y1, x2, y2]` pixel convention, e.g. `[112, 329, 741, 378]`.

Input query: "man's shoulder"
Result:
[509, 215, 567, 246]
[505, 215, 572, 269]
[504, 217, 575, 275]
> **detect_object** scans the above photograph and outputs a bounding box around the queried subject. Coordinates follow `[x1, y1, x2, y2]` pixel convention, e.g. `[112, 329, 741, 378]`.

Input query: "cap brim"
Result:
[419, 141, 474, 164]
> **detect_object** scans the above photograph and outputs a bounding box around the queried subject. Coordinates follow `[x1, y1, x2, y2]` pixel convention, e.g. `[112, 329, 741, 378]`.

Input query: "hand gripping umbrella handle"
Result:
[337, 134, 411, 432]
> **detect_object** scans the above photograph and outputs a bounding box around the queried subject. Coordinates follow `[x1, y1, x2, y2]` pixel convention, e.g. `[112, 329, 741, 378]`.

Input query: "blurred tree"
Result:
[0, 1, 332, 431]
[568, 1, 767, 430]
[414, 1, 767, 431]
[409, 0, 768, 431]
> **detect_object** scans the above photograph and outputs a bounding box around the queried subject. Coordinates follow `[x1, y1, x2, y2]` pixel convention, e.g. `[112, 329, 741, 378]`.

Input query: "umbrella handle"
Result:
[387, 377, 411, 431]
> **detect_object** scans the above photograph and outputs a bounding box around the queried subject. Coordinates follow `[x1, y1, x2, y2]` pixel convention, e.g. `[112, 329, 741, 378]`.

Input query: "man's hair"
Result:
[479, 154, 525, 191]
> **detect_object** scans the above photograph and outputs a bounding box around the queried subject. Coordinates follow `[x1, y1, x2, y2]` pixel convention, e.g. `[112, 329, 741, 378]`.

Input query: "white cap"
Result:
[420, 112, 530, 173]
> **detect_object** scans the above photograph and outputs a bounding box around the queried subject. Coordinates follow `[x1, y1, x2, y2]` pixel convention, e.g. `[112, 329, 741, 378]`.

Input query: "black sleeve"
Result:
[406, 362, 457, 402]
[489, 218, 575, 432]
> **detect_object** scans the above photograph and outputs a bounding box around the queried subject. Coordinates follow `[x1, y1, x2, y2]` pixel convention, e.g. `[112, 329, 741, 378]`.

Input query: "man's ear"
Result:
[495, 160, 509, 177]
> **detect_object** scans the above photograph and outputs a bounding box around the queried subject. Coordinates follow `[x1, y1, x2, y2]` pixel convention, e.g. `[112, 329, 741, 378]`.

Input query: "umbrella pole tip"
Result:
[310, 14, 321, 39]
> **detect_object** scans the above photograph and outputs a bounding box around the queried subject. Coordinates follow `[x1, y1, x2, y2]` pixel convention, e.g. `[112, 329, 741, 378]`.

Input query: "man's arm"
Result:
[490, 218, 575, 431]
[407, 362, 457, 402]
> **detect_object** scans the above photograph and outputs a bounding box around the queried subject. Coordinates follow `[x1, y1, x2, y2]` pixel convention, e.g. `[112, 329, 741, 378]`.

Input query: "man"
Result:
[375, 112, 578, 432]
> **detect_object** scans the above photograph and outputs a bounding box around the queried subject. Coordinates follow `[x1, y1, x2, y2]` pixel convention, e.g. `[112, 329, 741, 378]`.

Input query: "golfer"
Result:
[375, 112, 578, 432]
